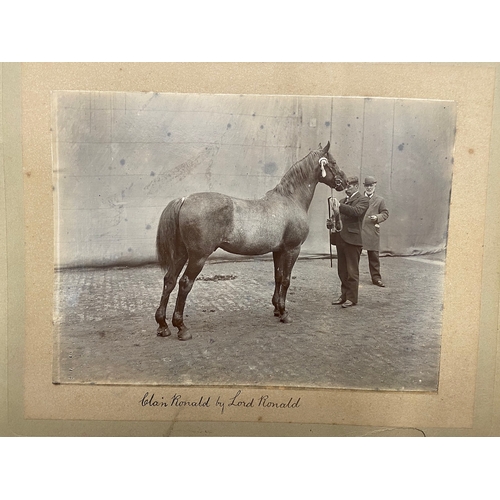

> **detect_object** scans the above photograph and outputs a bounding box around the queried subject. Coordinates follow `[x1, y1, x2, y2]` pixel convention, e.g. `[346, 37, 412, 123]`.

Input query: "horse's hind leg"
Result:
[155, 255, 187, 337]
[172, 255, 208, 341]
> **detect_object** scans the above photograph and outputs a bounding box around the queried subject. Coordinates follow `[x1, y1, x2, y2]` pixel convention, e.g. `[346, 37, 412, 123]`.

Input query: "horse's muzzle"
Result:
[334, 178, 345, 191]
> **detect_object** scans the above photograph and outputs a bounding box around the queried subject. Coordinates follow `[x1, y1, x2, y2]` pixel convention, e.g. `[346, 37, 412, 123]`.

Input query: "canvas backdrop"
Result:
[52, 92, 455, 268]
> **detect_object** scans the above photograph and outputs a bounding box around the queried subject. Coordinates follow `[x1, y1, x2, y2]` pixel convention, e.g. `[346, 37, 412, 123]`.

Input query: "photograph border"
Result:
[3, 62, 500, 435]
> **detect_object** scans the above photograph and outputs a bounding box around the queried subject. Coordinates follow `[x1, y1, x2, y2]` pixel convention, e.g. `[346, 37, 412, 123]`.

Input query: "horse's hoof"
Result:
[273, 309, 280, 317]
[157, 326, 172, 337]
[280, 314, 292, 324]
[178, 329, 192, 341]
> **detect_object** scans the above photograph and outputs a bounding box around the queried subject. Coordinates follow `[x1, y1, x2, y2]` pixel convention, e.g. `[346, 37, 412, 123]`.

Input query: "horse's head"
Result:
[317, 142, 347, 191]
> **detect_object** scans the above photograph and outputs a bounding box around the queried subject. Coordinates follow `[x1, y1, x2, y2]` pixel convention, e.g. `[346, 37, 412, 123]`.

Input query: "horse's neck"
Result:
[291, 179, 318, 211]
[274, 157, 318, 211]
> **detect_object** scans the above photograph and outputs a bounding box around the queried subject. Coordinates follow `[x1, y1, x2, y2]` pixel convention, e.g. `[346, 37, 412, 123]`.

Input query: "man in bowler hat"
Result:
[362, 176, 389, 287]
[327, 176, 369, 308]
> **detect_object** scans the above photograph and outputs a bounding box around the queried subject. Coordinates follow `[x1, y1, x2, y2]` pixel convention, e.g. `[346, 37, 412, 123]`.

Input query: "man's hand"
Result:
[369, 215, 378, 222]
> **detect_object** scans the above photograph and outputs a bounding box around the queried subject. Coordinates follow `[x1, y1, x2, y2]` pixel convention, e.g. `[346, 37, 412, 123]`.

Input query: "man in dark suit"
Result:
[327, 176, 369, 308]
[361, 176, 389, 287]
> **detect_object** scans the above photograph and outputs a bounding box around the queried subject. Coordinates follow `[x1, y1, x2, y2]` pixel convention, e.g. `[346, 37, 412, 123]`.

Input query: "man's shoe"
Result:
[374, 280, 385, 287]
[332, 297, 346, 305]
[341, 300, 356, 308]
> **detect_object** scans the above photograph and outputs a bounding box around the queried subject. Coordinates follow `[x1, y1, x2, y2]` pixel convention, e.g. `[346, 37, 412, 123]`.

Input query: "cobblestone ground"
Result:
[54, 253, 445, 391]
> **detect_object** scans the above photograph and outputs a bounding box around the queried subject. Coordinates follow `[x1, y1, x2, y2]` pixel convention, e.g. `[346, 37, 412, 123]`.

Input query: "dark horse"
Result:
[155, 142, 347, 340]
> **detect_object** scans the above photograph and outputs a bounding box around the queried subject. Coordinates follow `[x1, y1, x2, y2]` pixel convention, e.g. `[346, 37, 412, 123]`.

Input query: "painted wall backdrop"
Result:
[52, 92, 456, 268]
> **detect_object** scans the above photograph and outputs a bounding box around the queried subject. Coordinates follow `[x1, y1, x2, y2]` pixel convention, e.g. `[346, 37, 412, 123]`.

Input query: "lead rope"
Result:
[331, 187, 342, 232]
[320, 156, 342, 231]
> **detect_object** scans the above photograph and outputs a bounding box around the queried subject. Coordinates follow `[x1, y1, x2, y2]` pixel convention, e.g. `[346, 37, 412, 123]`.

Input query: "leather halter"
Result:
[319, 156, 343, 188]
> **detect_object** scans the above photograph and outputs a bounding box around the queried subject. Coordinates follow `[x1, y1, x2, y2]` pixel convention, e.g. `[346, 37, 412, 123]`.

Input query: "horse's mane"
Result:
[268, 150, 317, 197]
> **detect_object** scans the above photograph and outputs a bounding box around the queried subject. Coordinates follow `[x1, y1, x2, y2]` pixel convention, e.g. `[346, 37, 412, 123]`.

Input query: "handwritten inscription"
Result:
[140, 390, 301, 414]
[140, 392, 210, 408]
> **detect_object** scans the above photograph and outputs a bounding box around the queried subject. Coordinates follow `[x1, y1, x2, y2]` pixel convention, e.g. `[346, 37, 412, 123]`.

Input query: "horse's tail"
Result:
[156, 197, 186, 271]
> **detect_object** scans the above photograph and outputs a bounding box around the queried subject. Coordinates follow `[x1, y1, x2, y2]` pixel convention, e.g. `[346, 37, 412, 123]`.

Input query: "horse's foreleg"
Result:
[272, 251, 283, 317]
[172, 255, 207, 340]
[278, 247, 301, 324]
[155, 256, 187, 337]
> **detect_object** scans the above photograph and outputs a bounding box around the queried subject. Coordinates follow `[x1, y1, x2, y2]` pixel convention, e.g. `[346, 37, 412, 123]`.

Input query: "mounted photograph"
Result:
[51, 91, 456, 391]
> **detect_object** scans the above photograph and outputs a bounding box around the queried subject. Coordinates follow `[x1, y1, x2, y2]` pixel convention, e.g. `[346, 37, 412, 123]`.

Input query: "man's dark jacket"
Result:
[335, 191, 369, 246]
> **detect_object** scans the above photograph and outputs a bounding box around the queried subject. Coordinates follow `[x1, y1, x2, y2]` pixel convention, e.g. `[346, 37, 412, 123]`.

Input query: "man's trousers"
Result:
[367, 250, 381, 283]
[336, 236, 363, 304]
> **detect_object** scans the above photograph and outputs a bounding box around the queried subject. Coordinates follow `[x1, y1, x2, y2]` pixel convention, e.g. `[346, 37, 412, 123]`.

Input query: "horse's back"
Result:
[182, 192, 234, 214]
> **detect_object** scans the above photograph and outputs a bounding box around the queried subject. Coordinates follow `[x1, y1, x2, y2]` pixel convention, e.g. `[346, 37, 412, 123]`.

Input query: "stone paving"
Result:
[54, 253, 445, 391]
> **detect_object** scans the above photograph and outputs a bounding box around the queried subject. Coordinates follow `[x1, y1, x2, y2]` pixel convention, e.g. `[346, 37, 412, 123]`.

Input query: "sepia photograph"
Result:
[1, 13, 498, 492]
[52, 91, 455, 391]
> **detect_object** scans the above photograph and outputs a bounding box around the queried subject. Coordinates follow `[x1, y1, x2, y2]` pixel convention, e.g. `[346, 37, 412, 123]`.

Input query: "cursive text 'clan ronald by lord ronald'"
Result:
[139, 390, 301, 414]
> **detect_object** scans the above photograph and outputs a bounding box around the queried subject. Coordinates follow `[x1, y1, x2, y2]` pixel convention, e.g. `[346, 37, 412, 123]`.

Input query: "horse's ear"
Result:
[322, 141, 330, 154]
[318, 143, 322, 149]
